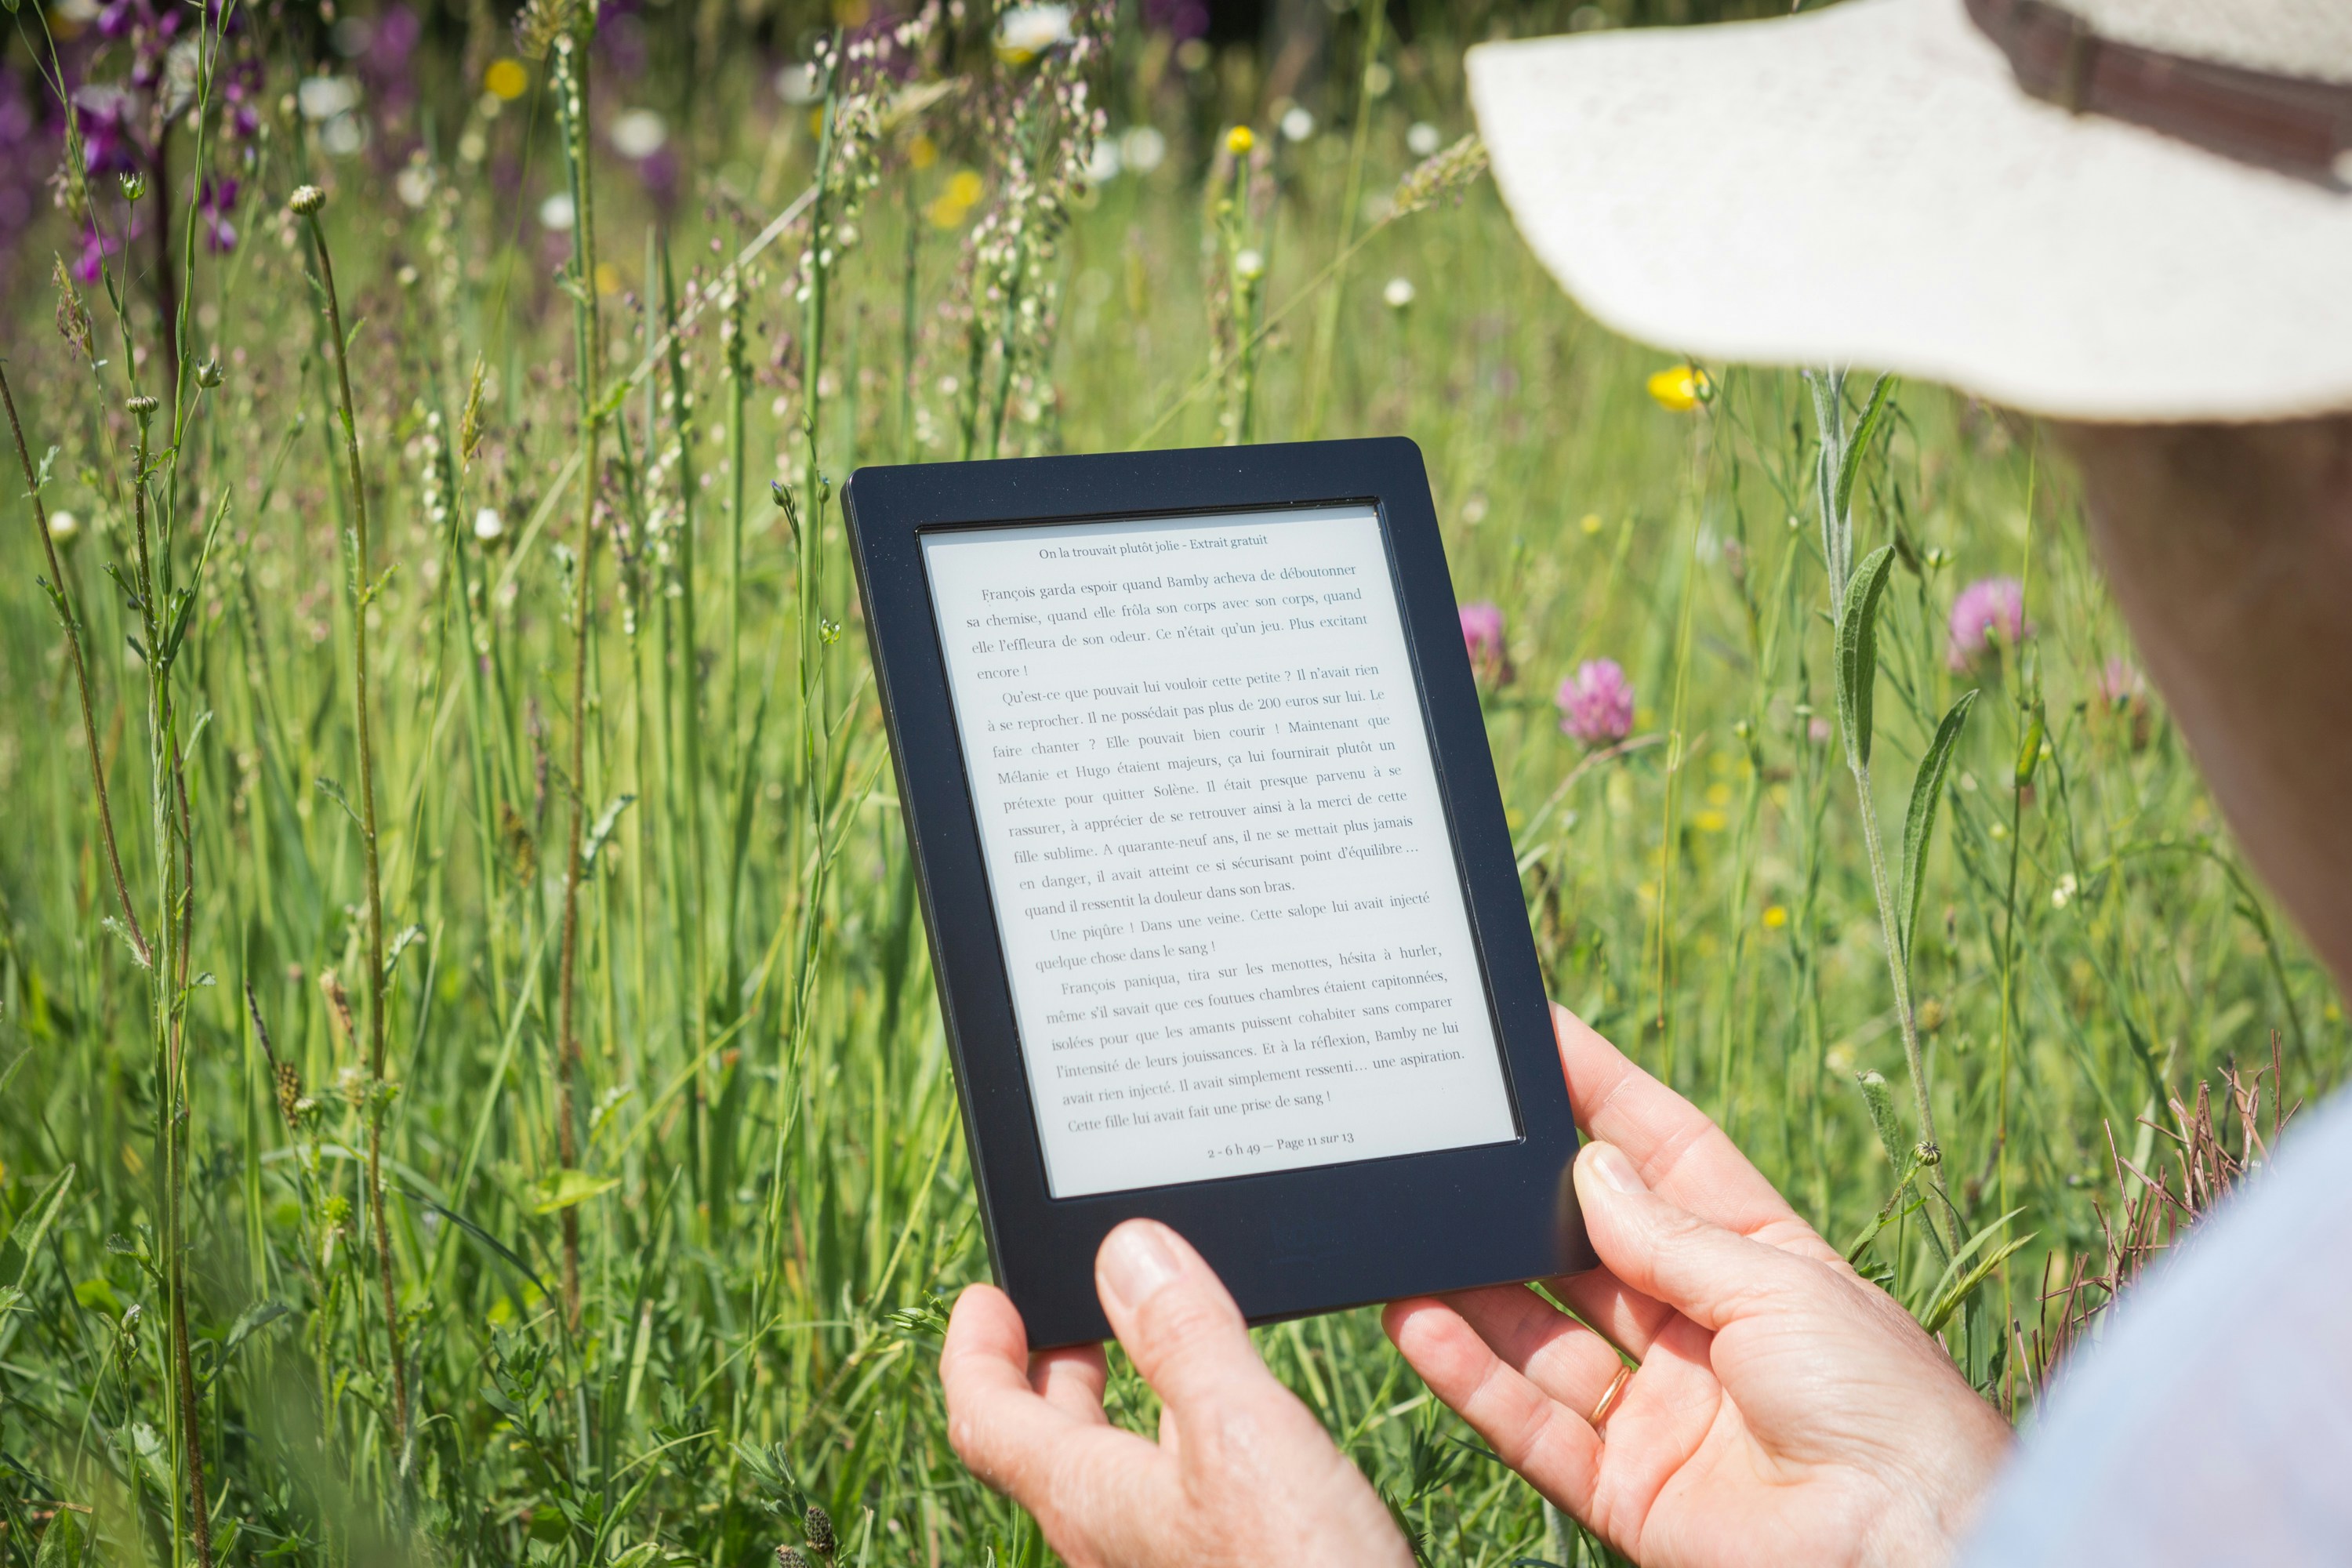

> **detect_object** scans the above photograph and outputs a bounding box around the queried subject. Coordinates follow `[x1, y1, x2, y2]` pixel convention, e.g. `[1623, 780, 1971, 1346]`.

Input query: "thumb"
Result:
[1094, 1219, 1278, 1419]
[1573, 1141, 1819, 1333]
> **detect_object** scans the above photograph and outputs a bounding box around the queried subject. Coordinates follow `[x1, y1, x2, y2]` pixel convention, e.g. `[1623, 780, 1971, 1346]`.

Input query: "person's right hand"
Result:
[1385, 1006, 2014, 1568]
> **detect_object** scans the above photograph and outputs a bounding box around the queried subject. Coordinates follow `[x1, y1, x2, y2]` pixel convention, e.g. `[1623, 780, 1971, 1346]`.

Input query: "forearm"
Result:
[2054, 415, 2352, 988]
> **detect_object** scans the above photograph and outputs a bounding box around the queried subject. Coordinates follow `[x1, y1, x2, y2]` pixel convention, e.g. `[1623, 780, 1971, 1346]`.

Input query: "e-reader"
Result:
[844, 437, 1592, 1348]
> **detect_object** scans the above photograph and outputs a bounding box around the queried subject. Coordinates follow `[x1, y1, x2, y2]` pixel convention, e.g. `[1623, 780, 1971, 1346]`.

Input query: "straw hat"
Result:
[1465, 0, 2352, 421]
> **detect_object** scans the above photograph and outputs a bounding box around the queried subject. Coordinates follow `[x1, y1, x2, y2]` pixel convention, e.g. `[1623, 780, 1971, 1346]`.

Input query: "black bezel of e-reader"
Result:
[843, 437, 1591, 1349]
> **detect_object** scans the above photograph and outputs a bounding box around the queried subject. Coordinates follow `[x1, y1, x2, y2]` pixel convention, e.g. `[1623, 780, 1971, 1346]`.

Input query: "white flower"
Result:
[395, 165, 433, 209]
[2050, 873, 2078, 909]
[539, 192, 575, 231]
[297, 74, 361, 122]
[321, 113, 366, 157]
[610, 108, 667, 159]
[1233, 249, 1265, 281]
[474, 506, 505, 542]
[1406, 121, 1441, 157]
[1119, 125, 1167, 174]
[995, 3, 1073, 62]
[775, 63, 820, 104]
[1083, 140, 1120, 183]
[47, 510, 79, 543]
[1279, 106, 1315, 143]
[1382, 275, 1416, 309]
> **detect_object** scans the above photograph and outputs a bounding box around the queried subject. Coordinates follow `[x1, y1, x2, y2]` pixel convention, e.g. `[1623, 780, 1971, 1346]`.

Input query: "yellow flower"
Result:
[1646, 364, 1711, 412]
[594, 263, 621, 296]
[484, 57, 528, 101]
[909, 133, 938, 169]
[1762, 904, 1788, 930]
[1693, 809, 1726, 834]
[948, 170, 985, 205]
[1225, 125, 1254, 155]
[1579, 512, 1604, 535]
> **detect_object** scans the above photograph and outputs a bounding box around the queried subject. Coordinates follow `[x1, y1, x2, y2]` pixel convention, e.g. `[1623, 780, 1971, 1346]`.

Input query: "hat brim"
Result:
[1467, 0, 2352, 422]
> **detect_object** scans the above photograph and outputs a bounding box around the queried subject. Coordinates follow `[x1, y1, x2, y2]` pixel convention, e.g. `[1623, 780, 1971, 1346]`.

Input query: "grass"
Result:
[0, 5, 2339, 1566]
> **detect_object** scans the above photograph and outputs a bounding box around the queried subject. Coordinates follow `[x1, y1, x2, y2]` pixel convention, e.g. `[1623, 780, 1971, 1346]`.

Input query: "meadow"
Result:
[0, 2, 2337, 1564]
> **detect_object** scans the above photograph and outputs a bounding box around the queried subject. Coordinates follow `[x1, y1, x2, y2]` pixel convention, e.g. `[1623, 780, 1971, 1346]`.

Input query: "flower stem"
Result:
[0, 365, 148, 969]
[298, 191, 413, 1448]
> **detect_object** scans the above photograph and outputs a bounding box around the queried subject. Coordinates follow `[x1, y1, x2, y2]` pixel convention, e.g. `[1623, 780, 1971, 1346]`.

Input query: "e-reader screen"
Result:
[920, 504, 1519, 1200]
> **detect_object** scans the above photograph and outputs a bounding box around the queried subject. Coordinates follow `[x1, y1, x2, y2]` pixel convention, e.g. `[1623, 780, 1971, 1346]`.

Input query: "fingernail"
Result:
[1098, 1221, 1182, 1316]
[1584, 1141, 1645, 1195]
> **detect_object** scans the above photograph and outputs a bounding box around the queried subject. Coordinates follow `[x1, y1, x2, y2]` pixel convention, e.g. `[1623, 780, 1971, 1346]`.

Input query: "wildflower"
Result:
[1120, 125, 1167, 173]
[1383, 276, 1415, 310]
[1579, 512, 1603, 535]
[778, 1552, 810, 1568]
[485, 56, 530, 100]
[2096, 657, 2153, 750]
[48, 510, 80, 543]
[1459, 601, 1512, 688]
[1646, 364, 1711, 412]
[288, 183, 326, 216]
[2050, 872, 2078, 909]
[296, 74, 361, 122]
[194, 357, 223, 388]
[995, 4, 1074, 64]
[1083, 140, 1120, 183]
[1232, 248, 1265, 282]
[1225, 124, 1254, 155]
[1280, 106, 1315, 142]
[610, 107, 667, 158]
[1557, 659, 1635, 748]
[197, 178, 238, 254]
[804, 1504, 836, 1556]
[474, 506, 505, 543]
[1946, 575, 2031, 672]
[539, 191, 575, 230]
[1808, 715, 1833, 746]
[1406, 121, 1441, 156]
[125, 394, 158, 417]
[1762, 904, 1788, 930]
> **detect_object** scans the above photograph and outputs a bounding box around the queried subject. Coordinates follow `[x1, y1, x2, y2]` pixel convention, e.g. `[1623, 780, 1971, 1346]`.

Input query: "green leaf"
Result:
[2, 1166, 75, 1293]
[1854, 1071, 1906, 1176]
[33, 1508, 85, 1568]
[1835, 543, 1896, 771]
[315, 775, 365, 829]
[532, 1167, 620, 1214]
[1833, 375, 1896, 529]
[581, 793, 637, 877]
[1899, 690, 1978, 967]
[1920, 1214, 2036, 1334]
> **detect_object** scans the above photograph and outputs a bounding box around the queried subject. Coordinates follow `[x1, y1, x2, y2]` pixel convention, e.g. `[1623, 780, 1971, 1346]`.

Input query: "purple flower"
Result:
[198, 177, 238, 252]
[1947, 576, 2031, 673]
[1556, 659, 1634, 749]
[2094, 658, 2140, 707]
[1143, 0, 1209, 38]
[73, 224, 125, 283]
[1459, 601, 1512, 688]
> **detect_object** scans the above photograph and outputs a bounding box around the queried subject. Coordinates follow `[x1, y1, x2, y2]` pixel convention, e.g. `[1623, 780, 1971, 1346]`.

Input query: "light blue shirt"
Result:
[1961, 1086, 2352, 1564]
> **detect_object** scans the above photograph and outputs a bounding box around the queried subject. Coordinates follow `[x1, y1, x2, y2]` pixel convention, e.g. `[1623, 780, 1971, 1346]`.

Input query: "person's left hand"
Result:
[939, 1217, 1414, 1568]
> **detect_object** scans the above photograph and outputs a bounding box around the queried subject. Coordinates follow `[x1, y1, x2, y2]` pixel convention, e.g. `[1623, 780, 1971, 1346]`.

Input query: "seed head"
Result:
[776, 1551, 809, 1568]
[804, 1504, 835, 1555]
[125, 394, 159, 418]
[195, 357, 225, 389]
[275, 1059, 304, 1124]
[289, 183, 327, 216]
